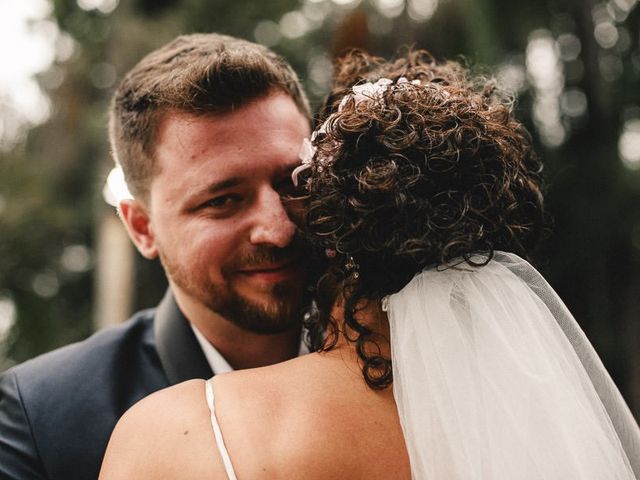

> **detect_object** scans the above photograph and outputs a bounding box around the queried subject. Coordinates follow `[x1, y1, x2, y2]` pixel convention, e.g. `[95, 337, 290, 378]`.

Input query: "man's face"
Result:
[137, 93, 311, 334]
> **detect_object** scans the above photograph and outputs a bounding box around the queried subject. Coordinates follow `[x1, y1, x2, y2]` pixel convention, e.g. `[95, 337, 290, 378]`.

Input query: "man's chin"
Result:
[206, 284, 307, 335]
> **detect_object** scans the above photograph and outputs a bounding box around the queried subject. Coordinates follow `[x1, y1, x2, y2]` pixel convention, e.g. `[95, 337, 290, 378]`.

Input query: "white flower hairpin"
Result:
[338, 77, 393, 111]
[291, 76, 423, 186]
[338, 77, 422, 111]
[291, 137, 317, 187]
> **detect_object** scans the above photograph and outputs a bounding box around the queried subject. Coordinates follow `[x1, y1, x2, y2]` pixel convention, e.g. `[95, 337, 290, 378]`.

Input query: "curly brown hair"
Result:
[300, 50, 545, 389]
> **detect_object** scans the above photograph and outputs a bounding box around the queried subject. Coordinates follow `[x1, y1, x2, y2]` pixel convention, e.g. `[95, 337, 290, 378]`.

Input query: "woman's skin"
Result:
[99, 302, 412, 480]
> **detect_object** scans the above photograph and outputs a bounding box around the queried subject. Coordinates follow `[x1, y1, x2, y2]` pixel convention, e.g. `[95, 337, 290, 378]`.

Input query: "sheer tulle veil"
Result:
[384, 251, 640, 479]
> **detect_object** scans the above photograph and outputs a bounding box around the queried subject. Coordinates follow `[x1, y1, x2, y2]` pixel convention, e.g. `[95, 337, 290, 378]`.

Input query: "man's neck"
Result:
[171, 287, 302, 370]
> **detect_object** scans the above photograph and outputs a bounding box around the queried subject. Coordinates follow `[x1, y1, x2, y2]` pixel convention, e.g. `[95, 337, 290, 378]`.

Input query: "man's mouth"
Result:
[236, 257, 303, 283]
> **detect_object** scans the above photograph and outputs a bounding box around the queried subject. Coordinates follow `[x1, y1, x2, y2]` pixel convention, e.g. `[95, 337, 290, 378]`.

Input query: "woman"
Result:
[100, 50, 640, 479]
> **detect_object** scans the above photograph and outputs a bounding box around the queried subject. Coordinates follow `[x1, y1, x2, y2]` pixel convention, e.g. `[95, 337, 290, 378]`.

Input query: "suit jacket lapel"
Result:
[154, 289, 213, 384]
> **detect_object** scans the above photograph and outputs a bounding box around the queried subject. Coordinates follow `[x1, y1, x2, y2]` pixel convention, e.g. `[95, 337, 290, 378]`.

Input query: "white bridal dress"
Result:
[387, 251, 640, 479]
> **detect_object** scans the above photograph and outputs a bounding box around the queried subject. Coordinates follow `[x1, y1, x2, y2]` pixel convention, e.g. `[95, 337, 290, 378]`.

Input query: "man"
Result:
[0, 33, 312, 480]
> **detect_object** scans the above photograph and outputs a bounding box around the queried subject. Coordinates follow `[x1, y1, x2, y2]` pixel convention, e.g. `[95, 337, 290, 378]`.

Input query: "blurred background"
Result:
[0, 0, 638, 416]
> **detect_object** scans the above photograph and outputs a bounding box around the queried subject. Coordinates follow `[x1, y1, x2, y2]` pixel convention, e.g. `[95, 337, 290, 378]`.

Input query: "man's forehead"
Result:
[152, 135, 302, 194]
[150, 94, 309, 189]
[159, 92, 309, 128]
[157, 111, 306, 149]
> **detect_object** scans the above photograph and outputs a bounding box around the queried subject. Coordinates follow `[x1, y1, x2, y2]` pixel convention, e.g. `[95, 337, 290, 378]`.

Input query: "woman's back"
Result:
[100, 350, 411, 480]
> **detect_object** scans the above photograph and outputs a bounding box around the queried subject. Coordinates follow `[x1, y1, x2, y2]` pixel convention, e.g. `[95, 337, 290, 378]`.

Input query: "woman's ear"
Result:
[118, 199, 158, 259]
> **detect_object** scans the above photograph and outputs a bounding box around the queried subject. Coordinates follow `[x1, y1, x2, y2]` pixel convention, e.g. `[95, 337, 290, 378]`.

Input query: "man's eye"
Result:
[204, 194, 241, 208]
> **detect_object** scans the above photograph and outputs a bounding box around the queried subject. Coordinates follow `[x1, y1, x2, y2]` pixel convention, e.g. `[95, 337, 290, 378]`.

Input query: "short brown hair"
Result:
[109, 33, 310, 200]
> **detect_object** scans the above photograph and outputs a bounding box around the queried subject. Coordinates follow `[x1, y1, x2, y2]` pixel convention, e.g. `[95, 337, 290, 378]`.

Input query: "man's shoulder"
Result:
[9, 308, 155, 369]
[0, 308, 172, 480]
[3, 307, 159, 402]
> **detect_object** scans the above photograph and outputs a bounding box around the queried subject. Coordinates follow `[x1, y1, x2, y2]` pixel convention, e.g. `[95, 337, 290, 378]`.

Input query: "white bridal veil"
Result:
[386, 251, 640, 479]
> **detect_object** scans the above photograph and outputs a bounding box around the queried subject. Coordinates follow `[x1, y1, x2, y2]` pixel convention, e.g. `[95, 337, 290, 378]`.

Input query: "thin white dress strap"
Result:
[205, 378, 238, 480]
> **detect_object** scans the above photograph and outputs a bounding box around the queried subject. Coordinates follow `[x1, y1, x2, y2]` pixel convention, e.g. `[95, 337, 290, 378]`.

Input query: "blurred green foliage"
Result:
[1, 0, 639, 414]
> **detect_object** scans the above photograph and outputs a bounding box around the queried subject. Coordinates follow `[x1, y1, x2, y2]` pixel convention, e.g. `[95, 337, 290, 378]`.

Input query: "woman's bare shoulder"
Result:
[211, 353, 407, 479]
[100, 354, 409, 480]
[99, 379, 227, 480]
[211, 358, 339, 478]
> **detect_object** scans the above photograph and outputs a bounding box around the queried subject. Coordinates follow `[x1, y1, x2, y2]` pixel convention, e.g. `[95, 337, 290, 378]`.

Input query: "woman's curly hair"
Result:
[301, 49, 545, 389]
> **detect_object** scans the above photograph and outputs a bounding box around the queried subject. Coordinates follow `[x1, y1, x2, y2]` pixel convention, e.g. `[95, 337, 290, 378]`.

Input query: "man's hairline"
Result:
[132, 88, 311, 210]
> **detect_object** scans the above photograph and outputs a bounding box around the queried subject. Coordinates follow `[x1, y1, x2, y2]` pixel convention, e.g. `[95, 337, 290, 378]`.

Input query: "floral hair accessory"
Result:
[291, 137, 316, 187]
[291, 129, 336, 186]
[291, 77, 423, 187]
[337, 77, 422, 111]
[338, 77, 393, 111]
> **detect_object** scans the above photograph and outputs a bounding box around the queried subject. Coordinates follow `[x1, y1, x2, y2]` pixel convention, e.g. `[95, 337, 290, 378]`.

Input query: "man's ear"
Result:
[118, 199, 158, 259]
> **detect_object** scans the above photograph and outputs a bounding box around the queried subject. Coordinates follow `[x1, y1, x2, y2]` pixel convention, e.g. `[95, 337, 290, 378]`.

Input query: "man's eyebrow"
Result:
[192, 177, 243, 197]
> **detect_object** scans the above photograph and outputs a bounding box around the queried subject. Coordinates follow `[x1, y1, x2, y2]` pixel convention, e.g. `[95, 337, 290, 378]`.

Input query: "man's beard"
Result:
[205, 280, 303, 335]
[158, 241, 309, 335]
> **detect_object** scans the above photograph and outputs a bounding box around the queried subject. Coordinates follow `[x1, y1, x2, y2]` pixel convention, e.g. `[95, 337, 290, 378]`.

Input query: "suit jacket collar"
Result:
[154, 289, 214, 385]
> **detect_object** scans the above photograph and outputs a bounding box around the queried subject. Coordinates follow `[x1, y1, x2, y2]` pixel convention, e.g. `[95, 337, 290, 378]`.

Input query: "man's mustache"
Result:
[226, 234, 309, 272]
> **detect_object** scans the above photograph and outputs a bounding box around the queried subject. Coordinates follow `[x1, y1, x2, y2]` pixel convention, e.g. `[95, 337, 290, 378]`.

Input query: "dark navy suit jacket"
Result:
[0, 290, 213, 480]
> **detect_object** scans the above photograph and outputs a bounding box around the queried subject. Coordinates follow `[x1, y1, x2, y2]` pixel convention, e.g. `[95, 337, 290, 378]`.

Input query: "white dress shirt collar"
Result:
[191, 324, 310, 374]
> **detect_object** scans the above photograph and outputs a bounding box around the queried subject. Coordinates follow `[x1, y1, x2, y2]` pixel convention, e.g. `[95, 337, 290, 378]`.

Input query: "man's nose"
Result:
[249, 188, 297, 248]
